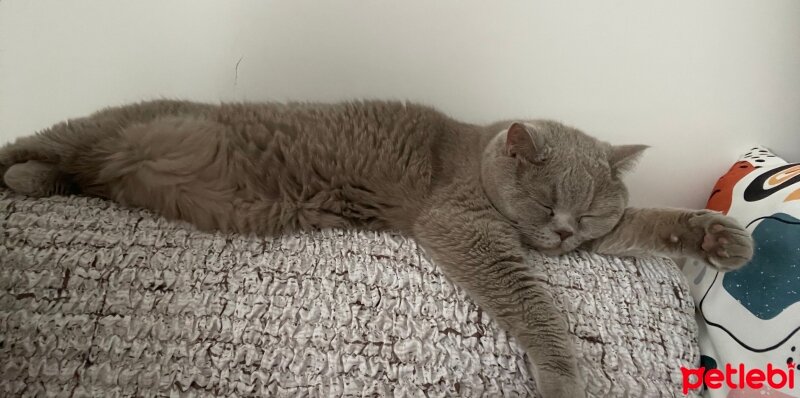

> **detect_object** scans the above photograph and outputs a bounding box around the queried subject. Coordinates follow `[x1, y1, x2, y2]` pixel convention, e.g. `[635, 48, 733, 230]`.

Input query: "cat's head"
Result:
[481, 121, 646, 255]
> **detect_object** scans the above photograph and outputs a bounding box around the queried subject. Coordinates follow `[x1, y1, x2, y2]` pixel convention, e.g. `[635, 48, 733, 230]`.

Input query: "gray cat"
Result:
[0, 100, 753, 397]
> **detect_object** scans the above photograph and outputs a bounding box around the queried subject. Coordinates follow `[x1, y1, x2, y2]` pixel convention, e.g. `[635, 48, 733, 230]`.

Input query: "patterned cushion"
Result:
[682, 147, 800, 397]
[0, 190, 699, 397]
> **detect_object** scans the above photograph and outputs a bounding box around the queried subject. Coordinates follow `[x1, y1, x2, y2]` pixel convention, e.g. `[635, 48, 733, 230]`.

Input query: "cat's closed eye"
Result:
[534, 200, 555, 216]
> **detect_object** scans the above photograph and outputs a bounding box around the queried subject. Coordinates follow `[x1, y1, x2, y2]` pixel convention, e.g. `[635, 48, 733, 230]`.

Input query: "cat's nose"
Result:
[555, 229, 573, 241]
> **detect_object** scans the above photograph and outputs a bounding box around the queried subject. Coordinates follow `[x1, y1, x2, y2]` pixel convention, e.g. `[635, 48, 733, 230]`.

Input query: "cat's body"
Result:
[2, 100, 481, 234]
[0, 100, 754, 397]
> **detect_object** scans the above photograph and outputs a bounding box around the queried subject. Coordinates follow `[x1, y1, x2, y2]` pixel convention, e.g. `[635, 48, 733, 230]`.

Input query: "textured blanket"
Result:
[0, 190, 699, 397]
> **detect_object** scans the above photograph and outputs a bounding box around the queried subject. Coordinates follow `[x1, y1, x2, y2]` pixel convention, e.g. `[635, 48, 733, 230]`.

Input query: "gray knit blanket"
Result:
[0, 190, 699, 397]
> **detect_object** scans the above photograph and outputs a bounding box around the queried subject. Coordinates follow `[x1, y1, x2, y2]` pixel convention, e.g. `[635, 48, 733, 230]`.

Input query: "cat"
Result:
[0, 100, 753, 397]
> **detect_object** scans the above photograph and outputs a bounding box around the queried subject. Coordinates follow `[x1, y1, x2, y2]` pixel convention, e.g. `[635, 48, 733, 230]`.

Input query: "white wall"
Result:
[1, 0, 798, 208]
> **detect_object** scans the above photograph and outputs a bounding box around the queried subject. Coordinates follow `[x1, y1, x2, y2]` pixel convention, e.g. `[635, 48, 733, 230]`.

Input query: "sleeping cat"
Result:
[0, 100, 753, 397]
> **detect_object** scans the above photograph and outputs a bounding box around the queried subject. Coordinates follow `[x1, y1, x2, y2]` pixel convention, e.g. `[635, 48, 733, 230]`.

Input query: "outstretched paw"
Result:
[536, 373, 587, 398]
[687, 211, 753, 271]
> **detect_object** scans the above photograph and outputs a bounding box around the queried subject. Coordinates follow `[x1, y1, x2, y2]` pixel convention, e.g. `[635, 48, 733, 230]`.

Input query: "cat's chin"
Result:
[535, 241, 581, 257]
[538, 247, 567, 256]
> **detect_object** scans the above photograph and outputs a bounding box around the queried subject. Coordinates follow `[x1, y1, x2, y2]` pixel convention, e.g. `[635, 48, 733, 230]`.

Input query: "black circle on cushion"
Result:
[744, 163, 800, 202]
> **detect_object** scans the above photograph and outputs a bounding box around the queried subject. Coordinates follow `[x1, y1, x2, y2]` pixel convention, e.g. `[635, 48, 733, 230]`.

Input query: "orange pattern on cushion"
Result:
[769, 165, 800, 185]
[785, 188, 800, 203]
[707, 161, 756, 214]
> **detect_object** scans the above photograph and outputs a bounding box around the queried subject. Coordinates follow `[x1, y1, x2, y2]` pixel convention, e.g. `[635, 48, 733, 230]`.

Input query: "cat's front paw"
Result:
[686, 210, 753, 271]
[536, 370, 587, 398]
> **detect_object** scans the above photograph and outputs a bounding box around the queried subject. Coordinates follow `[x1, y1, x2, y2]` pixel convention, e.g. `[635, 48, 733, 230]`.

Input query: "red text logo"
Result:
[681, 362, 796, 394]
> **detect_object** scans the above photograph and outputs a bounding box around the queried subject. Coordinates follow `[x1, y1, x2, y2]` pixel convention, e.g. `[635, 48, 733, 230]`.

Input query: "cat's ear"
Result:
[506, 122, 549, 164]
[609, 144, 648, 175]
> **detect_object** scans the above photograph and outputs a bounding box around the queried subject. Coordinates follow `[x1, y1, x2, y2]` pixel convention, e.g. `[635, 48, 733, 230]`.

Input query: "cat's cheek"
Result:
[590, 221, 621, 240]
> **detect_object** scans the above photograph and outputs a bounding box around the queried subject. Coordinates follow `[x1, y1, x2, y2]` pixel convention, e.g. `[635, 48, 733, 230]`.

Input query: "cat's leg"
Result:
[0, 126, 74, 188]
[413, 190, 586, 398]
[1, 101, 204, 190]
[1, 115, 261, 232]
[585, 208, 753, 271]
[3, 160, 78, 196]
[0, 113, 128, 192]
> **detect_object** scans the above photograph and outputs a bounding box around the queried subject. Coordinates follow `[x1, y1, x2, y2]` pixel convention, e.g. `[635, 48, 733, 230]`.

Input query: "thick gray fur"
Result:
[0, 100, 753, 397]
